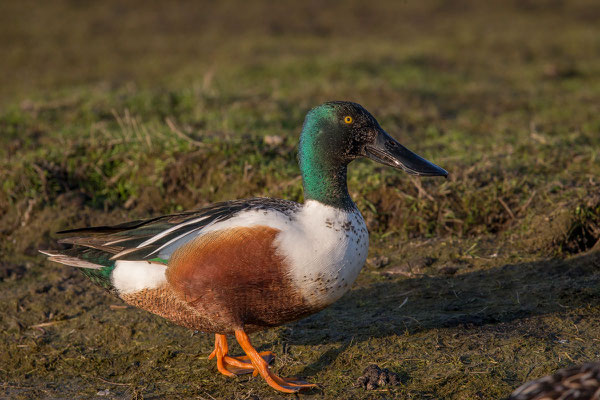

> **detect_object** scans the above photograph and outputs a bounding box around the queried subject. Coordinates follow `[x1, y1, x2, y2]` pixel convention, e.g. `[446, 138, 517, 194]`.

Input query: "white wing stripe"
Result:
[136, 216, 209, 248]
[147, 208, 295, 259]
[144, 225, 206, 257]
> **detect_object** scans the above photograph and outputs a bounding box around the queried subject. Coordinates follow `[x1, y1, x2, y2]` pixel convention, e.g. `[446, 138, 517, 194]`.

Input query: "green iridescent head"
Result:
[298, 101, 447, 209]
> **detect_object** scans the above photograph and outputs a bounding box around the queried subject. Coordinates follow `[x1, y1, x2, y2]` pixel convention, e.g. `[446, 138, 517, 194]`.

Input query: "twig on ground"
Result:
[518, 190, 537, 214]
[498, 198, 515, 219]
[398, 297, 409, 310]
[96, 377, 131, 387]
[30, 321, 65, 329]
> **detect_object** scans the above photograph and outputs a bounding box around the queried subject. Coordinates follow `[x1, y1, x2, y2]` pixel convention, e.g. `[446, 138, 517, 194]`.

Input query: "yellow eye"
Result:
[344, 116, 353, 124]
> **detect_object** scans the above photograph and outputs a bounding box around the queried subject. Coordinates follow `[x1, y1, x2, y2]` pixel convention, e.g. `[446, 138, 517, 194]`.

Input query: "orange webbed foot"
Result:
[209, 334, 274, 376]
[234, 329, 317, 393]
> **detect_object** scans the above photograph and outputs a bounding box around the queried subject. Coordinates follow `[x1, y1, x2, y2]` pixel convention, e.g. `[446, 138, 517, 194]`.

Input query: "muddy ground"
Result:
[1, 1, 600, 399]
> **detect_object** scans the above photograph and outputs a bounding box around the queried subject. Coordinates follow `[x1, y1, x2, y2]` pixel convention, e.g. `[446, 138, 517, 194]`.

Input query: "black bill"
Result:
[364, 129, 448, 177]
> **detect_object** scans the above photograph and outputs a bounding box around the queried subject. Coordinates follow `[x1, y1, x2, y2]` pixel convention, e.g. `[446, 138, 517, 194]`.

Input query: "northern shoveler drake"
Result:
[40, 101, 448, 393]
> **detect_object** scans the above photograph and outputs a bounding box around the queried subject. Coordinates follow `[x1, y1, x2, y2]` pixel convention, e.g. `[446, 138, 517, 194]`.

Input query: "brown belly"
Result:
[120, 282, 323, 334]
[121, 225, 325, 334]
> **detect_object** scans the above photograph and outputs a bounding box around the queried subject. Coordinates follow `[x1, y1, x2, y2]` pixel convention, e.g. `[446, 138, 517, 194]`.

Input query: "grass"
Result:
[1, 0, 600, 398]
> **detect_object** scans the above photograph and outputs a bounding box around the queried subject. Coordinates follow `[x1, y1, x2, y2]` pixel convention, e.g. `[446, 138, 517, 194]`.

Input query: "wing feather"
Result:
[50, 198, 300, 262]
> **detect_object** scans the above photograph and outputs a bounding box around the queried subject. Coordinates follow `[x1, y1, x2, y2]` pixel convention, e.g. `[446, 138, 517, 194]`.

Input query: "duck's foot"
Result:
[234, 329, 317, 393]
[209, 333, 274, 376]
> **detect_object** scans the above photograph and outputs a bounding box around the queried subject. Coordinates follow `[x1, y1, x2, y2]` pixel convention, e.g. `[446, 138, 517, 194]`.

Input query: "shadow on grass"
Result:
[285, 251, 600, 373]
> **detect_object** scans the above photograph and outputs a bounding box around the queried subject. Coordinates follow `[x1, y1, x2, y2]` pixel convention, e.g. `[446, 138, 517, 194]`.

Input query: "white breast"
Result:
[276, 201, 369, 307]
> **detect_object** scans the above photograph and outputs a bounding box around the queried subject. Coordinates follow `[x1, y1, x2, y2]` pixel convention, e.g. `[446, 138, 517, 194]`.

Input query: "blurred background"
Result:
[1, 1, 599, 399]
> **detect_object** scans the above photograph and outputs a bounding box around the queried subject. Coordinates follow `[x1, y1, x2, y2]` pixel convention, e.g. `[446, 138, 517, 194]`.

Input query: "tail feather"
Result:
[57, 237, 124, 254]
[40, 247, 117, 291]
[56, 234, 156, 257]
[55, 213, 190, 235]
[39, 249, 107, 270]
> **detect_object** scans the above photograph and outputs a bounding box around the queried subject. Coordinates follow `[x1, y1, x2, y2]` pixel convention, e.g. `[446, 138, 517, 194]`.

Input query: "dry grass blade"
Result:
[165, 117, 205, 147]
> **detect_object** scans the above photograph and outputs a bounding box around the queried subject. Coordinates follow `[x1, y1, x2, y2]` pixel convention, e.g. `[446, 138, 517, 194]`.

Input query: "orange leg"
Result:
[208, 334, 274, 377]
[234, 329, 317, 393]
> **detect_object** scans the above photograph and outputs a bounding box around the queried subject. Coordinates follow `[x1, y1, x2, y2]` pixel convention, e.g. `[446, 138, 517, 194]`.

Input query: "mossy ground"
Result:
[1, 1, 600, 399]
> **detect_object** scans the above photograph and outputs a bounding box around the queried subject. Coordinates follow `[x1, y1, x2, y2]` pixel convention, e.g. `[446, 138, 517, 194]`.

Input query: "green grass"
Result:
[1, 1, 600, 399]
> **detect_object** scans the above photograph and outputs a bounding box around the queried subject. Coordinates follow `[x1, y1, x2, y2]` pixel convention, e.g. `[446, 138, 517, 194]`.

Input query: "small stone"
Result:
[367, 256, 390, 269]
[411, 256, 436, 268]
[96, 389, 110, 396]
[382, 264, 413, 277]
[263, 135, 284, 146]
[439, 266, 458, 275]
[20, 99, 35, 111]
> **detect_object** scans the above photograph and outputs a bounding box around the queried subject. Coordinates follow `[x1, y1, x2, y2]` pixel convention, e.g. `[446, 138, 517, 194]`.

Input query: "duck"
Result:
[508, 362, 600, 400]
[40, 101, 447, 393]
